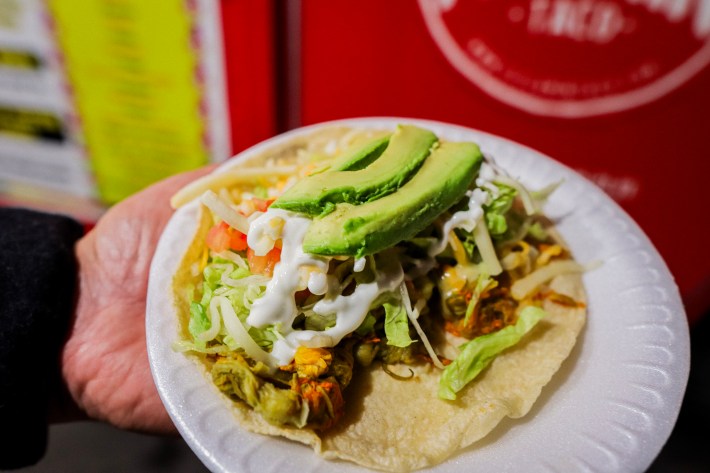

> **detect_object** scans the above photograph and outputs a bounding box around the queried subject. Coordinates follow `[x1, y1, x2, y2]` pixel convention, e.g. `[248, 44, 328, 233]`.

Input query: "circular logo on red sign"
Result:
[419, 0, 710, 117]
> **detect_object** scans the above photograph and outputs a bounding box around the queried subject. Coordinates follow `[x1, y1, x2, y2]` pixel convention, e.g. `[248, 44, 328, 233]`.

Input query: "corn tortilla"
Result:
[171, 126, 587, 472]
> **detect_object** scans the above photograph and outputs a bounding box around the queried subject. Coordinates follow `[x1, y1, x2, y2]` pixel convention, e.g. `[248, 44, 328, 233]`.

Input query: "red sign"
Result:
[419, 0, 710, 117]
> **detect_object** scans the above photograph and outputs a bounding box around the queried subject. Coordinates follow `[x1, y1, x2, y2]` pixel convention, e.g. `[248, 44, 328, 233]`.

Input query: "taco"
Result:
[169, 124, 587, 471]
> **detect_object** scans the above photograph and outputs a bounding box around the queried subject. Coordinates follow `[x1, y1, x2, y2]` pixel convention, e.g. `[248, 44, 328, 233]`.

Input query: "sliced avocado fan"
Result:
[303, 139, 483, 257]
[271, 125, 437, 216]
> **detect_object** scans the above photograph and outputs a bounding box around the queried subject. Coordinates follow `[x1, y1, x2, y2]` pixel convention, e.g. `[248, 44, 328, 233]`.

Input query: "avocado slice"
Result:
[327, 134, 391, 172]
[271, 125, 437, 216]
[307, 135, 391, 177]
[302, 140, 483, 257]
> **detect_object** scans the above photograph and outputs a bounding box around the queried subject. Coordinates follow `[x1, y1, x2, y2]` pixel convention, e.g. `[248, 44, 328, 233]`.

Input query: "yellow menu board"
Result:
[48, 0, 208, 203]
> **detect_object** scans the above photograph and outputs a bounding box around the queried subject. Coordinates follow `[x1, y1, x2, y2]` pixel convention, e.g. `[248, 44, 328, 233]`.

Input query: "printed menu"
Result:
[0, 0, 231, 218]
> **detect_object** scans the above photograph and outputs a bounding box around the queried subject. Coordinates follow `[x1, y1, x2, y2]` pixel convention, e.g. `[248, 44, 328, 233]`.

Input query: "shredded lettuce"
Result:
[484, 184, 516, 237]
[384, 299, 414, 348]
[304, 311, 337, 331]
[527, 221, 549, 241]
[459, 230, 477, 261]
[249, 324, 281, 349]
[355, 312, 377, 336]
[188, 301, 211, 348]
[188, 254, 278, 354]
[438, 306, 546, 400]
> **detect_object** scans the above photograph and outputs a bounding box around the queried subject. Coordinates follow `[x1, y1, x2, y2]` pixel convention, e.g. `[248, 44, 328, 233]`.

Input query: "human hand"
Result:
[61, 167, 212, 433]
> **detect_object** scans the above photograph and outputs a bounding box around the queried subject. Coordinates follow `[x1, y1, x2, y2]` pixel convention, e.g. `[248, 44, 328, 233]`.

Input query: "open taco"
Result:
[169, 124, 587, 472]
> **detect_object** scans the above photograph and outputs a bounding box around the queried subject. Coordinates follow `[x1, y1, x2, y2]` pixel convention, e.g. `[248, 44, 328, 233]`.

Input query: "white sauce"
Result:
[246, 209, 328, 330]
[269, 258, 403, 366]
[245, 208, 404, 367]
[353, 257, 367, 272]
[428, 162, 497, 256]
[476, 162, 499, 196]
[307, 271, 328, 295]
[247, 209, 286, 256]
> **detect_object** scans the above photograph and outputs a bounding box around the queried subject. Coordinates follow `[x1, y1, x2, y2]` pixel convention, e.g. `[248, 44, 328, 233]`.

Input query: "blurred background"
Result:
[1, 0, 707, 471]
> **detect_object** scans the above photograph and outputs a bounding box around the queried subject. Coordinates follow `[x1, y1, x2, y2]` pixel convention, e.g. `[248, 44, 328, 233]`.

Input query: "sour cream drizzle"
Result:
[429, 162, 496, 256]
[245, 208, 405, 367]
[270, 260, 403, 366]
[247, 209, 328, 330]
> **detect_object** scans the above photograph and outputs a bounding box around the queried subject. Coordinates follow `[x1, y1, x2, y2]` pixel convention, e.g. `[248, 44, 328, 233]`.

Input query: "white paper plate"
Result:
[147, 118, 690, 473]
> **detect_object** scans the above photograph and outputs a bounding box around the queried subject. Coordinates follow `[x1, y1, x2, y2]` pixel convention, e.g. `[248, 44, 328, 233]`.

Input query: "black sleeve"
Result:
[0, 208, 84, 469]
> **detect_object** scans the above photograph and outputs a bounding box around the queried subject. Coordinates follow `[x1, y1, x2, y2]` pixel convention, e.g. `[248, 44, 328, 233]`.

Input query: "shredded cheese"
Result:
[200, 190, 250, 234]
[511, 260, 586, 300]
[215, 295, 275, 367]
[400, 283, 445, 369]
[171, 165, 299, 208]
[494, 175, 538, 215]
[214, 250, 248, 269]
[473, 222, 503, 276]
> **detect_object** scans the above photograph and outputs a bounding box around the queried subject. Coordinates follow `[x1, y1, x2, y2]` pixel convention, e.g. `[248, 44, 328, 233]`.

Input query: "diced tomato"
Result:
[240, 197, 276, 217]
[247, 246, 281, 276]
[206, 221, 248, 253]
[252, 197, 275, 213]
[229, 229, 248, 251]
[206, 221, 231, 252]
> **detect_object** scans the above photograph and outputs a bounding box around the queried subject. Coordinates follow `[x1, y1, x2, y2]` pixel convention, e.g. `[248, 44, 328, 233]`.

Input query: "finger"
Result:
[140, 164, 220, 200]
[109, 164, 219, 222]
